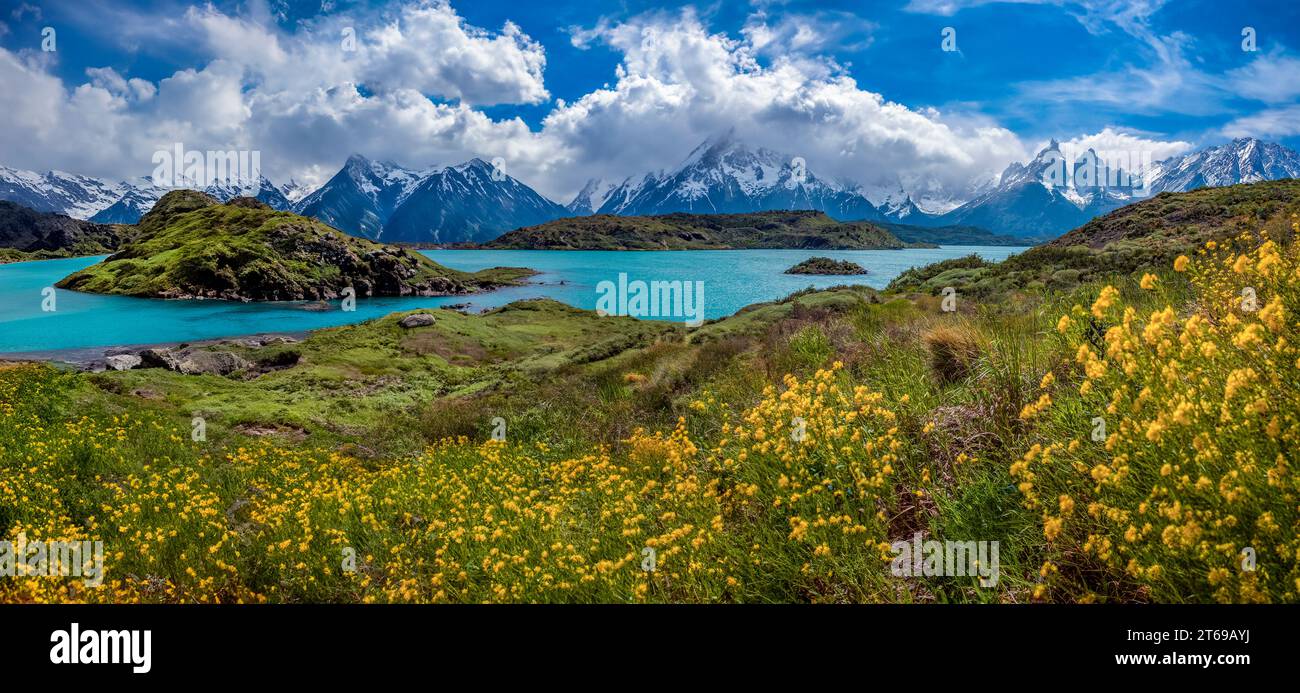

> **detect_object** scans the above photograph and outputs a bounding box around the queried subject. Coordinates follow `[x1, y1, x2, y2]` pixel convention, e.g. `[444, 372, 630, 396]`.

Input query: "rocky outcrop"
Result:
[175, 350, 252, 376]
[139, 348, 180, 370]
[105, 354, 142, 371]
[398, 313, 436, 328]
[0, 200, 125, 255]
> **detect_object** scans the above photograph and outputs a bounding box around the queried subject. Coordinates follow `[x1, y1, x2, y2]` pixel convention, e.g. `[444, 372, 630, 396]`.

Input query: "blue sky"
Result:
[2, 0, 1298, 203]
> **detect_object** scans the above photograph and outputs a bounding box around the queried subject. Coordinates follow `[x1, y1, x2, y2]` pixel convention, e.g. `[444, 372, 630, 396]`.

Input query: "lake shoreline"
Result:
[0, 331, 311, 368]
[0, 246, 1029, 354]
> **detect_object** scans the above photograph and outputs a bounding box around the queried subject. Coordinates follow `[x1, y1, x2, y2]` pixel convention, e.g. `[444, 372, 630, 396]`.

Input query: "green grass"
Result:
[57, 191, 532, 299]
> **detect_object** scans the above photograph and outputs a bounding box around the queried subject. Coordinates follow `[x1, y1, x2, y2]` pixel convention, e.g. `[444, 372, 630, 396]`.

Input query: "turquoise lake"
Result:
[0, 247, 1027, 356]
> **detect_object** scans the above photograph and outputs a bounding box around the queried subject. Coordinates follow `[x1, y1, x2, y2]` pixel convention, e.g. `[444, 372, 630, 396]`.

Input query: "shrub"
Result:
[923, 324, 984, 385]
[1019, 230, 1300, 602]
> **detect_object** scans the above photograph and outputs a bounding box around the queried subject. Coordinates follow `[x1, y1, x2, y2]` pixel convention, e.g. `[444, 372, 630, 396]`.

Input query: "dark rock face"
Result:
[0, 200, 124, 253]
[139, 348, 181, 370]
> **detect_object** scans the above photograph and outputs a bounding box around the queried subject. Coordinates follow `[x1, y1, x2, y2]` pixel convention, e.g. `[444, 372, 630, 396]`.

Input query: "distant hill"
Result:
[887, 179, 1300, 296]
[0, 200, 127, 262]
[1046, 178, 1300, 251]
[485, 210, 931, 250]
[57, 191, 533, 301]
[875, 221, 1025, 246]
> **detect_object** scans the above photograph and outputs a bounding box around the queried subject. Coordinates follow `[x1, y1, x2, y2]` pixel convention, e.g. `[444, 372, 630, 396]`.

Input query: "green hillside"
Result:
[57, 191, 533, 300]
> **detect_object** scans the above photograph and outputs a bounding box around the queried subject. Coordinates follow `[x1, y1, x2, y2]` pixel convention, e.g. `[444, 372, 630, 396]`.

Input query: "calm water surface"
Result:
[0, 247, 1026, 355]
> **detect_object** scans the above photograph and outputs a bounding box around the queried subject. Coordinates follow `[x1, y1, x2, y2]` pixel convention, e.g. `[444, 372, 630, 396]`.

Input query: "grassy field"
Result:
[2, 191, 1297, 603]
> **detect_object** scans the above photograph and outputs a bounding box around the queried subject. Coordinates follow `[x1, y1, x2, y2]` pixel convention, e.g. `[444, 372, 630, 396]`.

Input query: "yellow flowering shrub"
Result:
[1, 361, 903, 603]
[1024, 233, 1300, 602]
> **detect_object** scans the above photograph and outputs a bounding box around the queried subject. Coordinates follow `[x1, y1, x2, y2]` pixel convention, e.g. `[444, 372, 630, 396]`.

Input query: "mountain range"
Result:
[2, 135, 1296, 244]
[571, 134, 1300, 241]
[295, 155, 567, 243]
[919, 137, 1300, 240]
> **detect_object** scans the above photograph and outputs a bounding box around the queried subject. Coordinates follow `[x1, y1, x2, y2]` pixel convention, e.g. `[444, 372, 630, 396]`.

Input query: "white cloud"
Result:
[1226, 53, 1300, 104]
[0, 0, 1263, 208]
[903, 0, 1053, 17]
[10, 3, 41, 22]
[1017, 31, 1228, 116]
[181, 1, 547, 107]
[86, 66, 156, 103]
[1221, 105, 1300, 139]
[358, 4, 548, 105]
[741, 11, 875, 56]
[1049, 126, 1194, 163]
[542, 8, 1026, 200]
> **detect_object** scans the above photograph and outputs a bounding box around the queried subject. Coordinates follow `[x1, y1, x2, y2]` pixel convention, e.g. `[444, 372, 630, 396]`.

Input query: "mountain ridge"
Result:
[3, 136, 1296, 245]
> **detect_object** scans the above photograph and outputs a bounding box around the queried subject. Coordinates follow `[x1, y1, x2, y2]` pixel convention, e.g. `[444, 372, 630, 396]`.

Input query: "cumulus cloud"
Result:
[0, 0, 1221, 206]
[0, 1, 551, 188]
[1048, 126, 1194, 164]
[542, 8, 1026, 199]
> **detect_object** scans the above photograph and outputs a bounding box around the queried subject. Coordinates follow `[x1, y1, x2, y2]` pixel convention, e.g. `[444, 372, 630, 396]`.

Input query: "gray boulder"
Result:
[398, 313, 436, 328]
[139, 348, 180, 370]
[105, 354, 142, 371]
[176, 350, 252, 376]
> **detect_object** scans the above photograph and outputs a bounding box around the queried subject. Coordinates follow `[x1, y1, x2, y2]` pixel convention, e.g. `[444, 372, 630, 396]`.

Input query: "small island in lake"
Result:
[784, 257, 868, 275]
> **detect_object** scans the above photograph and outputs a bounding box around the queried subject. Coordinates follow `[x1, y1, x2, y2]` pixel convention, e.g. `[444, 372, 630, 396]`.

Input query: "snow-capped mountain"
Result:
[293, 155, 434, 239]
[294, 154, 568, 243]
[0, 167, 133, 220]
[92, 176, 294, 224]
[905, 137, 1300, 240]
[2, 137, 1295, 244]
[201, 175, 294, 211]
[89, 179, 168, 224]
[912, 141, 1118, 240]
[0, 164, 298, 225]
[276, 178, 317, 205]
[382, 158, 569, 243]
[860, 183, 925, 220]
[566, 178, 618, 215]
[593, 131, 885, 221]
[565, 134, 1298, 241]
[1148, 138, 1300, 193]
